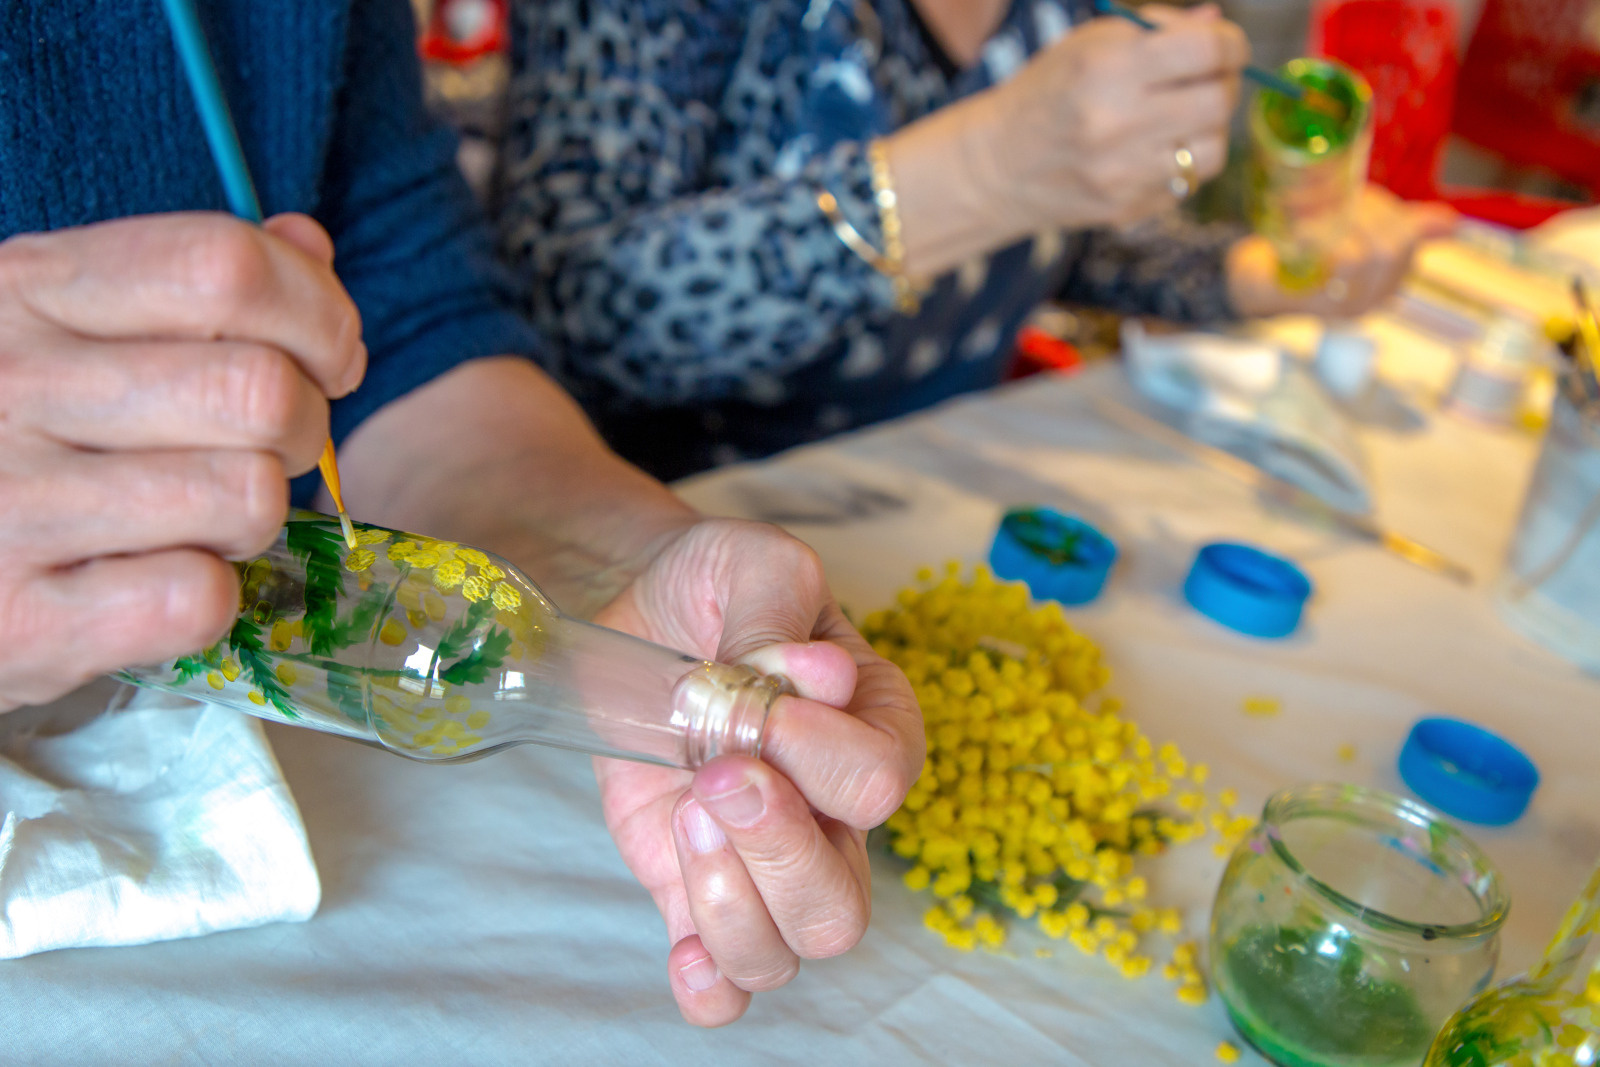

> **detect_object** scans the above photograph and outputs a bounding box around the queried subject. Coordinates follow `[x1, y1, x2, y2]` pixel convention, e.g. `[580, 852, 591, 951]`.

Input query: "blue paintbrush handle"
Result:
[1092, 0, 1308, 102]
[158, 0, 264, 223]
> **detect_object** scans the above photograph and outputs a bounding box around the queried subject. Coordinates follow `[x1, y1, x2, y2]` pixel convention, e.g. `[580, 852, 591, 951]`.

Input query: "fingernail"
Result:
[698, 764, 766, 828]
[679, 798, 728, 854]
[680, 954, 721, 993]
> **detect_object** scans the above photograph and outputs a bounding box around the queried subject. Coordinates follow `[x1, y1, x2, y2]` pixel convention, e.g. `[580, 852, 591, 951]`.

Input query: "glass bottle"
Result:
[1210, 783, 1508, 1067]
[118, 513, 790, 769]
[1424, 857, 1600, 1067]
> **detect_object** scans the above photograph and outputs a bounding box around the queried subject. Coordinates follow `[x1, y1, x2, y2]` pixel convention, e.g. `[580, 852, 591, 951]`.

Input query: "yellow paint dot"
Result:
[1216, 1040, 1241, 1063]
[388, 540, 417, 563]
[440, 720, 466, 738]
[1242, 696, 1281, 717]
[461, 575, 491, 602]
[423, 592, 447, 621]
[275, 663, 298, 686]
[466, 710, 490, 730]
[1337, 743, 1357, 762]
[378, 618, 409, 646]
[1177, 983, 1208, 1005]
[433, 559, 466, 590]
[1035, 947, 1053, 959]
[206, 671, 226, 690]
[491, 582, 522, 611]
[269, 619, 294, 651]
[444, 694, 472, 716]
[248, 690, 267, 706]
[220, 658, 241, 681]
[343, 548, 376, 572]
[479, 563, 504, 582]
[356, 528, 391, 545]
[455, 548, 489, 567]
[406, 608, 428, 629]
[406, 547, 442, 569]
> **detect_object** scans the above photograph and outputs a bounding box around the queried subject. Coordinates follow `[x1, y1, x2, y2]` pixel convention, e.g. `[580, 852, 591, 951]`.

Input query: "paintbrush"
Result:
[159, 0, 359, 551]
[1094, 396, 1475, 585]
[1093, 0, 1350, 123]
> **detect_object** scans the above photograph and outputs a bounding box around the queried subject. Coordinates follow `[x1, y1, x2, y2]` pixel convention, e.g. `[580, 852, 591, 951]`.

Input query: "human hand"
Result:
[964, 3, 1248, 233]
[1227, 185, 1459, 319]
[590, 518, 923, 1027]
[0, 211, 365, 710]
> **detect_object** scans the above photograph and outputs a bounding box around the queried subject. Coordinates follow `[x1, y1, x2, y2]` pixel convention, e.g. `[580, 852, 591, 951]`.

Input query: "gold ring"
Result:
[1169, 144, 1197, 199]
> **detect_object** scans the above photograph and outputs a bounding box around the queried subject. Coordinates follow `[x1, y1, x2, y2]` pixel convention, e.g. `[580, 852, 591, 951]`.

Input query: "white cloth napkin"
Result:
[1122, 320, 1373, 515]
[0, 687, 320, 959]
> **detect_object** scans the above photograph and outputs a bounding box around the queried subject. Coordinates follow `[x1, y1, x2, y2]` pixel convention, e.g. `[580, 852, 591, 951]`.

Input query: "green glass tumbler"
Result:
[1248, 58, 1375, 292]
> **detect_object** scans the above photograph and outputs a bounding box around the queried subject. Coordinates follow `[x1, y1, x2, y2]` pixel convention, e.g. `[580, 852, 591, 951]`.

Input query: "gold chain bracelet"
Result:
[814, 140, 923, 316]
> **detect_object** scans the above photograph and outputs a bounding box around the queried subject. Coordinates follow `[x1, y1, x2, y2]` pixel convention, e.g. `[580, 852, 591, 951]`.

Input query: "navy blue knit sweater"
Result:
[0, 0, 541, 502]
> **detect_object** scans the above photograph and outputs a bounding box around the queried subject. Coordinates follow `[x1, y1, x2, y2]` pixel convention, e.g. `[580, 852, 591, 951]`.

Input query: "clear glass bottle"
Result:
[118, 513, 790, 769]
[1425, 857, 1600, 1067]
[1211, 783, 1508, 1067]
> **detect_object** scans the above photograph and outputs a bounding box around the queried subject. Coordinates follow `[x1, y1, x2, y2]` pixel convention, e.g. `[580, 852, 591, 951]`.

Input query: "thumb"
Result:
[1410, 201, 1460, 242]
[263, 212, 337, 268]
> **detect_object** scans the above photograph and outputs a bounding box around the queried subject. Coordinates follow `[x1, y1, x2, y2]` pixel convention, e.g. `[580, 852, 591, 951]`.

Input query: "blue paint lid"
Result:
[988, 507, 1117, 606]
[1182, 542, 1312, 639]
[1399, 718, 1539, 826]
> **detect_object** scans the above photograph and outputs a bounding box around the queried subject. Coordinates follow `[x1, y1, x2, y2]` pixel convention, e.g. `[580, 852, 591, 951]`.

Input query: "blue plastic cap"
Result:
[988, 508, 1117, 606]
[1182, 542, 1312, 639]
[1399, 718, 1539, 826]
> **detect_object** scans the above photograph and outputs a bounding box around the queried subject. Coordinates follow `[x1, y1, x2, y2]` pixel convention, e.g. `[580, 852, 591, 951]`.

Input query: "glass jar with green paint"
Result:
[118, 512, 790, 769]
[1248, 58, 1374, 292]
[1211, 783, 1509, 1067]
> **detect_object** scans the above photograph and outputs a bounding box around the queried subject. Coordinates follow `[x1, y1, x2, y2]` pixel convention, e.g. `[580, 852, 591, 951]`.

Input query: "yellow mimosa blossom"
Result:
[491, 582, 522, 611]
[433, 559, 466, 590]
[343, 548, 376, 572]
[1216, 1041, 1241, 1063]
[455, 548, 490, 567]
[864, 563, 1247, 997]
[461, 575, 492, 602]
[378, 619, 408, 646]
[388, 540, 418, 563]
[356, 528, 391, 545]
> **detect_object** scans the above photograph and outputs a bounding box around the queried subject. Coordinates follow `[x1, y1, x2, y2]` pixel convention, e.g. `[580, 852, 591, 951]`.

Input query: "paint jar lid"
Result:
[988, 507, 1117, 606]
[1182, 542, 1312, 639]
[1399, 717, 1539, 826]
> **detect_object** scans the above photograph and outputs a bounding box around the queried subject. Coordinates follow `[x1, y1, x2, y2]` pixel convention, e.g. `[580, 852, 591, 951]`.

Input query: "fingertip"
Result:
[263, 213, 336, 266]
[668, 935, 751, 1027]
[738, 640, 857, 709]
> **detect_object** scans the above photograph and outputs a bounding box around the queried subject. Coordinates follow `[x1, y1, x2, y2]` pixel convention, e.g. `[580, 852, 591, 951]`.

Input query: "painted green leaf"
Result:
[439, 625, 513, 687]
[433, 597, 495, 664]
[227, 615, 298, 719]
[287, 520, 348, 656]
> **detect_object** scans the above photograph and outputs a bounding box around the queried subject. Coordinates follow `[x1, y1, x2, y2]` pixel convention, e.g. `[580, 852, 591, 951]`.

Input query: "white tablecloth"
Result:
[7, 361, 1599, 1066]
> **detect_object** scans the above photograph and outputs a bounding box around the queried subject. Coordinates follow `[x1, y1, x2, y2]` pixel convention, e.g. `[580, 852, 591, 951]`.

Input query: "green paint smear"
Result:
[1260, 67, 1366, 156]
[1223, 925, 1435, 1066]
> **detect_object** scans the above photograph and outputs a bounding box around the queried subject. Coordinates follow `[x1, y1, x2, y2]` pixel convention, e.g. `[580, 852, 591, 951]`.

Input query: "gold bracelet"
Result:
[816, 189, 894, 277]
[867, 139, 921, 315]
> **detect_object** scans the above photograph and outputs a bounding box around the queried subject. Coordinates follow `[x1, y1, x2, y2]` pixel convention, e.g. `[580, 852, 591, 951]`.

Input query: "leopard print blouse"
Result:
[497, 0, 1243, 478]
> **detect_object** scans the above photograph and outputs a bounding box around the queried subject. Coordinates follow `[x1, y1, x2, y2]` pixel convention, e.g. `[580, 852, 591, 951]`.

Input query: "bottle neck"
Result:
[674, 663, 791, 768]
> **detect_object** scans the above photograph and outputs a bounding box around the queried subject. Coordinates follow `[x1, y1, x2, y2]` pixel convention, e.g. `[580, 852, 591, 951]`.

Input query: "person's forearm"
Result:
[882, 93, 1029, 280]
[324, 357, 697, 619]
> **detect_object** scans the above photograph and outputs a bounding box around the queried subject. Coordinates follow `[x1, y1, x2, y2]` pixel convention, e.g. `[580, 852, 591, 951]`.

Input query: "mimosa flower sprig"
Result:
[862, 564, 1253, 1003]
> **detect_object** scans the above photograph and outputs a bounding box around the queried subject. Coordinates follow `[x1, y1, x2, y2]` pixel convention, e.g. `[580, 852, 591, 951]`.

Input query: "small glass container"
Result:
[1211, 783, 1509, 1067]
[1496, 366, 1600, 674]
[119, 513, 790, 769]
[1248, 58, 1374, 292]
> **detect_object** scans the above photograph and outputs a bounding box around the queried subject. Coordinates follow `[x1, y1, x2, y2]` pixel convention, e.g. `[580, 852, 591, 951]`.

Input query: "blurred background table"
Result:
[8, 343, 1600, 1064]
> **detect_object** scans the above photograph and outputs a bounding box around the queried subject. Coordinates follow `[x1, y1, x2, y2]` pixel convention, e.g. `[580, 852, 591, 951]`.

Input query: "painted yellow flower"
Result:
[388, 540, 418, 563]
[275, 662, 298, 686]
[455, 547, 490, 567]
[479, 563, 505, 583]
[433, 559, 466, 590]
[344, 548, 377, 572]
[491, 582, 522, 611]
[356, 528, 391, 545]
[378, 618, 408, 646]
[460, 575, 492, 602]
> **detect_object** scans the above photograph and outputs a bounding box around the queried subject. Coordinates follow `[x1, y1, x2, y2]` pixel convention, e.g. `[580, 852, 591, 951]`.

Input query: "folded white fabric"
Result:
[1122, 320, 1373, 515]
[0, 687, 320, 959]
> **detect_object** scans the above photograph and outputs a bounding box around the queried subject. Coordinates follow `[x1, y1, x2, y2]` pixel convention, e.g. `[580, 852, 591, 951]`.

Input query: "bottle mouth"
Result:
[676, 663, 793, 769]
[1260, 782, 1509, 944]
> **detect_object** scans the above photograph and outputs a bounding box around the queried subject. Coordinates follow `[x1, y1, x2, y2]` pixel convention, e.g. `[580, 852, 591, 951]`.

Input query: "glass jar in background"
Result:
[1497, 367, 1600, 674]
[1248, 58, 1374, 292]
[120, 513, 790, 769]
[1211, 783, 1509, 1067]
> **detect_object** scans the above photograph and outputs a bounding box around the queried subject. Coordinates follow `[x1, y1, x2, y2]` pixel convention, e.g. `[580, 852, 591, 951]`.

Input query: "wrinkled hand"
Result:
[0, 212, 365, 710]
[591, 518, 923, 1027]
[970, 3, 1248, 232]
[1228, 185, 1459, 319]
